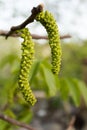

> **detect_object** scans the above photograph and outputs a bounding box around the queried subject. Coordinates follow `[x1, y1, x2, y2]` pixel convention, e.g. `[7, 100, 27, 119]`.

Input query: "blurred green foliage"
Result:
[0, 37, 87, 129]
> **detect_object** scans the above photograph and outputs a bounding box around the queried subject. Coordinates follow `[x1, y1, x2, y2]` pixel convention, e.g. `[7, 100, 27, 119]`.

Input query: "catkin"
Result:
[35, 11, 62, 74]
[17, 28, 36, 106]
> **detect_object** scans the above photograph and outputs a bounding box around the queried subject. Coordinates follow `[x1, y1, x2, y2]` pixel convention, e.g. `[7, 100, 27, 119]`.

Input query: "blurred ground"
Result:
[29, 98, 87, 130]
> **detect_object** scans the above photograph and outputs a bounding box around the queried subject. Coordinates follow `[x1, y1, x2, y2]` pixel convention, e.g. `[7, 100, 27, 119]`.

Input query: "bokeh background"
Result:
[0, 0, 87, 130]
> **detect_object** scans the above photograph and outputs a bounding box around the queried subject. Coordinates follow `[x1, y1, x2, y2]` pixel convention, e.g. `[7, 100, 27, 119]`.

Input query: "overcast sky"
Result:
[0, 0, 87, 40]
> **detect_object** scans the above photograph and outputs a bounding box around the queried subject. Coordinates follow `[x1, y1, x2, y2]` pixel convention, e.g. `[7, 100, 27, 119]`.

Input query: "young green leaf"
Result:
[41, 64, 57, 97]
[29, 60, 40, 84]
[77, 80, 87, 105]
[66, 78, 81, 106]
[59, 78, 69, 100]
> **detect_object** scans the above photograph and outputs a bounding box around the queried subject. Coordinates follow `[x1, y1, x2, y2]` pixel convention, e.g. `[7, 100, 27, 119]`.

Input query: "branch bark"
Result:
[0, 4, 71, 40]
[0, 113, 36, 130]
[66, 116, 76, 130]
[0, 30, 71, 40]
[6, 4, 43, 38]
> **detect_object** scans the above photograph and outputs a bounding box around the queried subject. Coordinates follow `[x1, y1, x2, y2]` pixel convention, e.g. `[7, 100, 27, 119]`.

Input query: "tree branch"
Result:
[66, 116, 76, 130]
[6, 4, 44, 38]
[0, 4, 71, 40]
[0, 30, 71, 40]
[0, 113, 36, 130]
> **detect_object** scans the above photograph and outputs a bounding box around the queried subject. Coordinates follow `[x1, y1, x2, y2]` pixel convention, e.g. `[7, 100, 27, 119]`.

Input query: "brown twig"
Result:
[0, 113, 36, 130]
[0, 30, 71, 39]
[31, 34, 71, 40]
[0, 3, 71, 40]
[2, 3, 71, 40]
[5, 4, 43, 38]
[66, 116, 76, 130]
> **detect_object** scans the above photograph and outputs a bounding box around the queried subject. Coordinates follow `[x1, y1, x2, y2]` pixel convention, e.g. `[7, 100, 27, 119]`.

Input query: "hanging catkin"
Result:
[18, 28, 36, 106]
[35, 11, 62, 74]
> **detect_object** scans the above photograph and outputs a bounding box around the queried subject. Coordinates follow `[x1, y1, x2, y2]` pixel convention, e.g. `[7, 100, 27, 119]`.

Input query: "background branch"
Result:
[0, 113, 36, 130]
[0, 30, 71, 40]
[66, 116, 76, 130]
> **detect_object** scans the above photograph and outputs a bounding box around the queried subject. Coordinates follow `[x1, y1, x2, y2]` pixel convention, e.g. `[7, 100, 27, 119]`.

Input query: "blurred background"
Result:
[0, 0, 87, 130]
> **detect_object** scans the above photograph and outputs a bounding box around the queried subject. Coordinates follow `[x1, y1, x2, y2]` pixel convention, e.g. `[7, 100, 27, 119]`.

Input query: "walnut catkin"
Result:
[17, 28, 36, 106]
[35, 11, 62, 74]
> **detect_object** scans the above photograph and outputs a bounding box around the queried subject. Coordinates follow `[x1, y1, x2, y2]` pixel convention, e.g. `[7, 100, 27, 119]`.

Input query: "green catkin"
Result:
[17, 28, 36, 106]
[35, 11, 62, 74]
